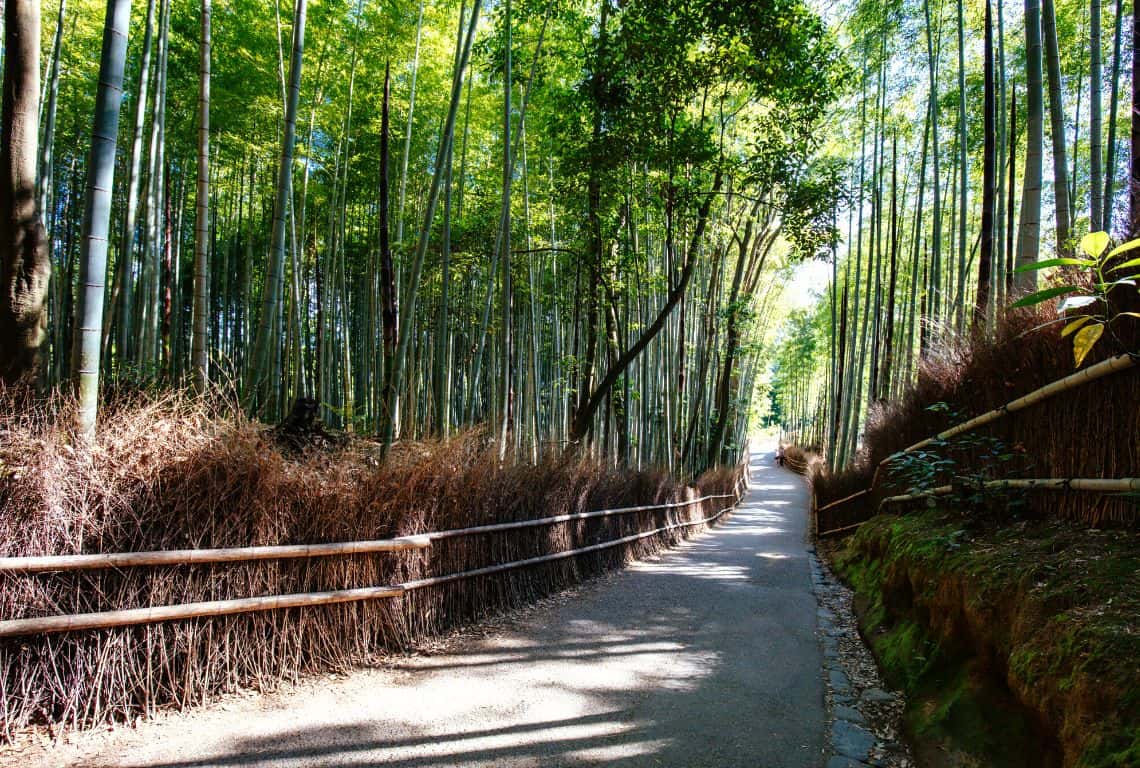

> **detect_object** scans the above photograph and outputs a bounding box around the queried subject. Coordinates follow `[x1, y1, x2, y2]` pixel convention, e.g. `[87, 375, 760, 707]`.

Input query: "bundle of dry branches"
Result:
[812, 304, 1140, 527]
[0, 393, 739, 738]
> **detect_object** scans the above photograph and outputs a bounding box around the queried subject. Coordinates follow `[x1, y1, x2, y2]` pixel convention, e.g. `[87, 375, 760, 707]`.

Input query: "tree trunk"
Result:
[498, 0, 513, 459]
[1090, 0, 1103, 228]
[0, 0, 49, 386]
[378, 63, 398, 438]
[191, 0, 211, 391]
[381, 0, 481, 455]
[570, 172, 723, 445]
[1015, 0, 1043, 290]
[396, 0, 425, 245]
[977, 0, 996, 325]
[107, 0, 155, 364]
[253, 0, 306, 414]
[36, 0, 65, 235]
[71, 0, 132, 437]
[1130, 5, 1140, 234]
[1102, 0, 1123, 232]
[1042, 0, 1071, 252]
[1007, 86, 1017, 294]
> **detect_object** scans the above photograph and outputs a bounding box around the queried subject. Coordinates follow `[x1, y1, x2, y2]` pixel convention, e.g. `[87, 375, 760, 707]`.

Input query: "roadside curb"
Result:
[808, 544, 914, 768]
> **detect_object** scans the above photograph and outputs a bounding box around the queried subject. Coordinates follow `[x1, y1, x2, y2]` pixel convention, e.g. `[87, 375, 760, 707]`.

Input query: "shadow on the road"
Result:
[117, 450, 824, 768]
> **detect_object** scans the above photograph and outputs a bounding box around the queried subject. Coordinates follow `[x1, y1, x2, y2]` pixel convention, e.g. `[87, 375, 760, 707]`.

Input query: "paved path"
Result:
[25, 448, 825, 768]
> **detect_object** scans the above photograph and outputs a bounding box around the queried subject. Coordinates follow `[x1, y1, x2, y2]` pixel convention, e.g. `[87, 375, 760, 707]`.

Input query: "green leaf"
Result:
[1013, 257, 1097, 272]
[1073, 323, 1104, 367]
[1095, 279, 1137, 290]
[1109, 256, 1140, 272]
[1105, 237, 1140, 260]
[1081, 231, 1111, 258]
[1010, 285, 1081, 308]
[1061, 316, 1093, 337]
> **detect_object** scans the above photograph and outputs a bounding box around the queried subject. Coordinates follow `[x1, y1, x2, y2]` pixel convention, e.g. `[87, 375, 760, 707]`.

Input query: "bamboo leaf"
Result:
[1073, 323, 1105, 367]
[1013, 257, 1096, 272]
[1010, 285, 1081, 308]
[1081, 231, 1111, 258]
[1061, 316, 1093, 337]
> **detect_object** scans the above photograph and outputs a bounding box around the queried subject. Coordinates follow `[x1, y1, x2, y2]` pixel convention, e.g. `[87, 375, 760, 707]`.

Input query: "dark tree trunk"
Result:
[977, 0, 996, 324]
[0, 0, 50, 386]
[1131, 7, 1140, 234]
[378, 63, 398, 433]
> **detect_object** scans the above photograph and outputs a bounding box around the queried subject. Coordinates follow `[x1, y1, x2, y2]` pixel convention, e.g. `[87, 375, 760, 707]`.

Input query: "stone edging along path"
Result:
[809, 543, 915, 768]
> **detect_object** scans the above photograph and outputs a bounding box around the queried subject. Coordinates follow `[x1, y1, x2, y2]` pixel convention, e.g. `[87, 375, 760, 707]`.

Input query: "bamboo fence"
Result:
[0, 461, 749, 639]
[815, 353, 1138, 536]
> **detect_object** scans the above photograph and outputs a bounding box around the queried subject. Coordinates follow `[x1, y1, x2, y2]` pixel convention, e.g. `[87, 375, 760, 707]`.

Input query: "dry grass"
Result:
[0, 392, 739, 738]
[813, 302, 1140, 528]
[780, 443, 822, 476]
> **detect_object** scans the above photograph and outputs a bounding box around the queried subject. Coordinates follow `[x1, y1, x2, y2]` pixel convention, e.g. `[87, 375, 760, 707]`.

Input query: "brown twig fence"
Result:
[0, 458, 749, 640]
[814, 353, 1138, 537]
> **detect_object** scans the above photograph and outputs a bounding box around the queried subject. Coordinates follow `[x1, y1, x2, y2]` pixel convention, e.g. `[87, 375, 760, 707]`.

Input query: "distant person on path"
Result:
[776, 444, 785, 466]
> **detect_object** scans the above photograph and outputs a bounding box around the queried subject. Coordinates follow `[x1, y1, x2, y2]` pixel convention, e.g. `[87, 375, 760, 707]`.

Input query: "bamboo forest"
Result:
[2, 0, 1139, 765]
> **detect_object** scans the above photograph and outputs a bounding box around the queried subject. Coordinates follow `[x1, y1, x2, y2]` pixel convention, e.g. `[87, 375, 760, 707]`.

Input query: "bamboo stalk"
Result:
[0, 536, 432, 573]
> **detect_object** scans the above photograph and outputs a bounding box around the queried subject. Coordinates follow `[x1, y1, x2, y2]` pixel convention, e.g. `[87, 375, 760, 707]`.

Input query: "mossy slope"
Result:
[833, 511, 1140, 768]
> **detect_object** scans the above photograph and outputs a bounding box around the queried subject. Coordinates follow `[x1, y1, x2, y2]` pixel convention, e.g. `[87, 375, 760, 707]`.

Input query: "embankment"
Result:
[830, 510, 1140, 768]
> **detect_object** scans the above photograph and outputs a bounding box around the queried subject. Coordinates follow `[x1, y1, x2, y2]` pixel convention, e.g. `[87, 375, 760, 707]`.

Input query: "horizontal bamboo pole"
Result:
[424, 492, 737, 541]
[0, 584, 407, 638]
[815, 488, 869, 514]
[406, 504, 736, 591]
[817, 520, 868, 538]
[883, 354, 1136, 463]
[879, 477, 1140, 507]
[0, 495, 738, 573]
[0, 536, 433, 574]
[0, 489, 747, 637]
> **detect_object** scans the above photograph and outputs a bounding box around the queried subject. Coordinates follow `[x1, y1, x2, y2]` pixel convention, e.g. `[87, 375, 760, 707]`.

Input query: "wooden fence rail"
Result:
[0, 451, 750, 638]
[815, 353, 1137, 537]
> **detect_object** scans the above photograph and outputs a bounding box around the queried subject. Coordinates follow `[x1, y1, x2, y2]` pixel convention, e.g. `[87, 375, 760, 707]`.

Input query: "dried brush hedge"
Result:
[813, 300, 1140, 528]
[781, 443, 821, 475]
[0, 392, 739, 738]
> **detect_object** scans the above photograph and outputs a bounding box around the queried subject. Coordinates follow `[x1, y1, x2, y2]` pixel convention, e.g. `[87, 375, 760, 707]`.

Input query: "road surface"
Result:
[22, 448, 825, 768]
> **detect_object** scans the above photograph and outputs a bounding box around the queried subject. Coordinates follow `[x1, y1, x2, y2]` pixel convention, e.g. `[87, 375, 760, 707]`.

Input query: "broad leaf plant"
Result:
[1012, 231, 1140, 366]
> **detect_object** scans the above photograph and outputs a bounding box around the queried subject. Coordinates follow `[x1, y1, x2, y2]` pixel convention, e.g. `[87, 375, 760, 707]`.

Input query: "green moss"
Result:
[1081, 727, 1140, 768]
[831, 511, 1140, 767]
[871, 619, 942, 695]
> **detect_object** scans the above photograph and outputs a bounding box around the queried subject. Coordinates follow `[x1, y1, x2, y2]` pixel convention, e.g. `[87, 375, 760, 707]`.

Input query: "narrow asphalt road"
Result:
[26, 446, 825, 768]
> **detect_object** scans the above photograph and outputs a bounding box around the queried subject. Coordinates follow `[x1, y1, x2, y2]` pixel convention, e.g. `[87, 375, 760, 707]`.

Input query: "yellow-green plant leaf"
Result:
[1073, 323, 1104, 367]
[1081, 231, 1111, 258]
[1061, 316, 1093, 337]
[1109, 256, 1140, 271]
[1105, 236, 1140, 260]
